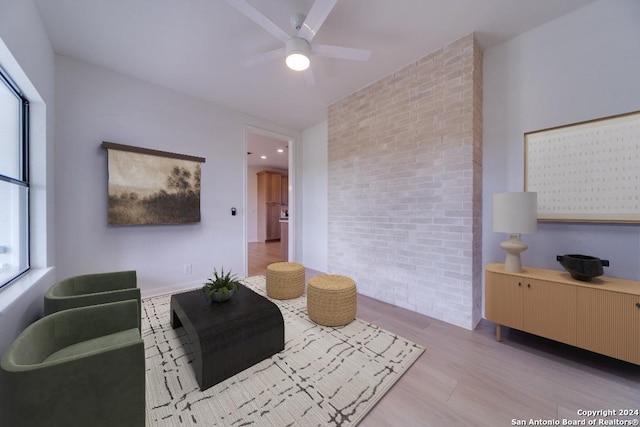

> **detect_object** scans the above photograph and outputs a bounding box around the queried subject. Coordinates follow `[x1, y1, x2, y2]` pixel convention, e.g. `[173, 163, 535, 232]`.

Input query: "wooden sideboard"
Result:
[485, 263, 640, 365]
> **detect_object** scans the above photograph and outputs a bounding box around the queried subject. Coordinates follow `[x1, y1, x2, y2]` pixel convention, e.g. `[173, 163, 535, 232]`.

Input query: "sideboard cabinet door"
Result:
[485, 270, 523, 330]
[522, 278, 576, 346]
[576, 287, 640, 365]
[485, 271, 577, 345]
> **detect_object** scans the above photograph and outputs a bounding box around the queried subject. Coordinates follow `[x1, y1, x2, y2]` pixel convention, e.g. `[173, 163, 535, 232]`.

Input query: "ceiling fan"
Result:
[223, 0, 372, 85]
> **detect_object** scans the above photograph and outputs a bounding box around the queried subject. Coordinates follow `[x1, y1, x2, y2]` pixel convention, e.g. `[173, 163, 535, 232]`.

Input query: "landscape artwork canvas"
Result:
[106, 147, 202, 225]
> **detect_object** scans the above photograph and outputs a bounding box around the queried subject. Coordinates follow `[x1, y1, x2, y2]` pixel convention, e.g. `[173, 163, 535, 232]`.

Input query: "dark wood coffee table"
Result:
[170, 285, 284, 391]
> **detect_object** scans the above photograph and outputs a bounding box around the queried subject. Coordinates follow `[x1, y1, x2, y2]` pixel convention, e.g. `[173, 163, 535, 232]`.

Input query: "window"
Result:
[0, 67, 29, 289]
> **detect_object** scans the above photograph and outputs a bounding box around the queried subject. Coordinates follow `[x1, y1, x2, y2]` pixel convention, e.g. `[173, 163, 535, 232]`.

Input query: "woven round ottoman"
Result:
[307, 275, 357, 326]
[266, 262, 305, 300]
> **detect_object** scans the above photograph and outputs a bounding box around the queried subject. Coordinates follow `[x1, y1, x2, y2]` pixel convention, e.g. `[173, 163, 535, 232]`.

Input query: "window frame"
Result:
[0, 65, 30, 289]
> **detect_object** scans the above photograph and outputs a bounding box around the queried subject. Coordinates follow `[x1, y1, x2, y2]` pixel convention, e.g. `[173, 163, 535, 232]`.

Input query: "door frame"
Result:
[243, 125, 295, 276]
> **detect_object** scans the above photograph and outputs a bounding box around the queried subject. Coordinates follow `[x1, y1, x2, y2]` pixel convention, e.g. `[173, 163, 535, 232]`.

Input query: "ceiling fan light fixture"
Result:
[285, 37, 311, 71]
[286, 53, 310, 71]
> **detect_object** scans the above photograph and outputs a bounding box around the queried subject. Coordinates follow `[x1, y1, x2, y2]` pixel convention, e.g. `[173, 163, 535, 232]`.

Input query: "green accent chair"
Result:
[44, 270, 141, 329]
[0, 300, 145, 427]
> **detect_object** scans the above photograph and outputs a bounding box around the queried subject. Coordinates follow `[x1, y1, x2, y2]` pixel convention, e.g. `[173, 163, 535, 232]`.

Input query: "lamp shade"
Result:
[492, 192, 537, 234]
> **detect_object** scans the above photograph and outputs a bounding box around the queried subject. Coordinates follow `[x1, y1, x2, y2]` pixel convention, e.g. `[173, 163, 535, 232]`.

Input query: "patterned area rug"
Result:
[144, 275, 424, 426]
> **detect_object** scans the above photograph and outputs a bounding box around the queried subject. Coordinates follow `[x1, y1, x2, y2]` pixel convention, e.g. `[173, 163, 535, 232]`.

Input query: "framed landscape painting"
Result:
[102, 142, 206, 225]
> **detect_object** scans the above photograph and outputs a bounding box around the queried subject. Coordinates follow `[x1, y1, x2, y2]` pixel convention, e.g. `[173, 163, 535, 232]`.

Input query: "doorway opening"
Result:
[244, 127, 293, 276]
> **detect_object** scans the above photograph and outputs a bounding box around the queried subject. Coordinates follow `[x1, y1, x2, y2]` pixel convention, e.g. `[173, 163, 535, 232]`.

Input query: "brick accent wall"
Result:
[327, 34, 482, 330]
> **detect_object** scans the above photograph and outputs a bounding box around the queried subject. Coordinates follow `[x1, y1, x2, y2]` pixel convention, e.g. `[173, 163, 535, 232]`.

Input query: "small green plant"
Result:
[202, 268, 241, 302]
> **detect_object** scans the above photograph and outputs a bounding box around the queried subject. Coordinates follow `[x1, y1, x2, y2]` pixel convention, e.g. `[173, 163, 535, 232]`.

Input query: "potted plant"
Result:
[202, 268, 241, 303]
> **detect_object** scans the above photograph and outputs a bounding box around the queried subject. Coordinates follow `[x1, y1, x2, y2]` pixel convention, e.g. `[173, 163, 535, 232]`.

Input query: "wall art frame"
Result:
[524, 110, 640, 223]
[102, 141, 206, 226]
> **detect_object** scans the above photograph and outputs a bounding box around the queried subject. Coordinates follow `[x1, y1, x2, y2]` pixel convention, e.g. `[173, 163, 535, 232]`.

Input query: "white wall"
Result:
[301, 121, 328, 272]
[0, 0, 56, 355]
[483, 0, 640, 280]
[54, 56, 301, 297]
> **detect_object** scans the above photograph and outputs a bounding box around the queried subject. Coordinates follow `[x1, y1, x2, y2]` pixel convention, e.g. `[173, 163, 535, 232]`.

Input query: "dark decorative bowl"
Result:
[556, 254, 609, 281]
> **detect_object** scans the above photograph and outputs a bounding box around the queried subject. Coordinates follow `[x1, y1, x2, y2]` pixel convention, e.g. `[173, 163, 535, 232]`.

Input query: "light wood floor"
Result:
[356, 297, 639, 426]
[248, 241, 284, 276]
[247, 244, 640, 426]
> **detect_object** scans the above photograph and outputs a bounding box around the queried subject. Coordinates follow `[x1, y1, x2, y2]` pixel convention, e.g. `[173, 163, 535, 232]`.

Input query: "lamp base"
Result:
[500, 234, 528, 273]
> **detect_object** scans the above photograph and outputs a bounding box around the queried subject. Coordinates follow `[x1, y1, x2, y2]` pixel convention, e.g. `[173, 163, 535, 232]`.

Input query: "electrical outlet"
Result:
[184, 264, 192, 275]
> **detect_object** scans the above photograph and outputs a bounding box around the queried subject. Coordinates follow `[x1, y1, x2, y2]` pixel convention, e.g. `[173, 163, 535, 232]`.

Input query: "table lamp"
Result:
[492, 192, 537, 273]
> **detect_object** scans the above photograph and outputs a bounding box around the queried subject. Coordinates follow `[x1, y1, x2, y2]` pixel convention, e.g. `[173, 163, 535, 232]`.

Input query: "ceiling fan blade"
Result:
[224, 0, 290, 44]
[304, 68, 316, 86]
[296, 0, 338, 42]
[242, 47, 285, 67]
[312, 44, 372, 61]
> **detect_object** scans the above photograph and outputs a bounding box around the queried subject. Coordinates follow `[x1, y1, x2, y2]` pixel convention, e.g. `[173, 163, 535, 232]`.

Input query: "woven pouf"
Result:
[307, 275, 357, 326]
[266, 262, 305, 300]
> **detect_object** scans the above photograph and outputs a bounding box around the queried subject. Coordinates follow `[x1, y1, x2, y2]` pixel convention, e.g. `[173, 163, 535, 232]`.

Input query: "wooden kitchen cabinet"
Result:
[258, 171, 282, 204]
[485, 263, 640, 365]
[257, 171, 287, 242]
[281, 175, 288, 205]
[270, 175, 282, 204]
[266, 203, 281, 241]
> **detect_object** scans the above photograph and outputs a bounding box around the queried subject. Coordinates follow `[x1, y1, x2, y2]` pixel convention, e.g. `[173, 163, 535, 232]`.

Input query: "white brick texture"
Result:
[328, 34, 483, 330]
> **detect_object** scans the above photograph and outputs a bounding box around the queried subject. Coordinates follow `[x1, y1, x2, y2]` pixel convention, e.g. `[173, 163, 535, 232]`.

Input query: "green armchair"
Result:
[0, 300, 145, 427]
[44, 270, 141, 329]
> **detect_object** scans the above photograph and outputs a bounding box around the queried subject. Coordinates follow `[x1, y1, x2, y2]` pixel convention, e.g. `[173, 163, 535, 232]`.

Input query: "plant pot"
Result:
[556, 254, 609, 281]
[204, 288, 236, 303]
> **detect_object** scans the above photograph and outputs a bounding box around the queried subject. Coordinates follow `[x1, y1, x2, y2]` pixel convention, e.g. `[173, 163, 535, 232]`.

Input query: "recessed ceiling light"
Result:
[261, 155, 267, 159]
[277, 149, 284, 153]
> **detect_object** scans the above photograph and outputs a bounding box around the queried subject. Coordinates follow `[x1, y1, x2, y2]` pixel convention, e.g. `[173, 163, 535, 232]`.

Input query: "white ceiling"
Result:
[247, 131, 289, 170]
[34, 0, 597, 131]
